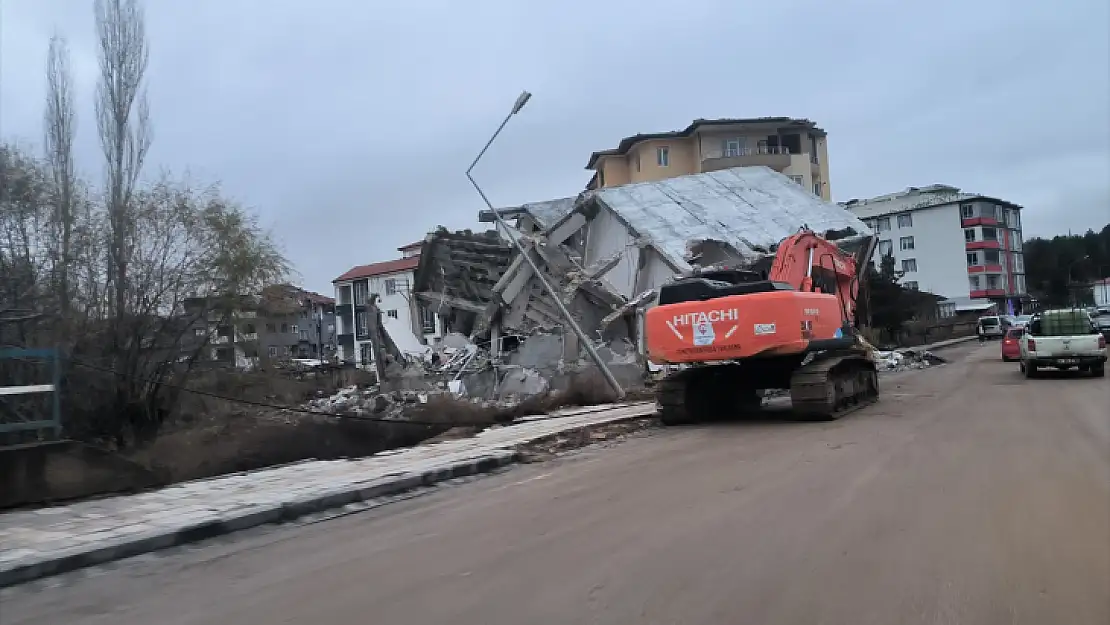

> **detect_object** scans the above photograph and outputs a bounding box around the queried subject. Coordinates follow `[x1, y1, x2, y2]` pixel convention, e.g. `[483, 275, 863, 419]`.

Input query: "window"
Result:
[656, 146, 670, 167]
[420, 306, 436, 333]
[353, 281, 369, 305]
[903, 281, 919, 290]
[280, 322, 288, 333]
[960, 203, 974, 218]
[338, 285, 352, 305]
[812, 182, 821, 196]
[969, 276, 981, 290]
[194, 327, 206, 337]
[899, 236, 915, 251]
[986, 275, 1000, 289]
[877, 239, 893, 256]
[897, 213, 913, 228]
[980, 204, 997, 220]
[355, 311, 369, 336]
[964, 228, 976, 242]
[789, 175, 804, 186]
[384, 279, 397, 296]
[266, 322, 276, 332]
[874, 217, 891, 232]
[244, 323, 256, 334]
[387, 309, 399, 319]
[981, 227, 997, 241]
[983, 249, 1000, 264]
[901, 258, 917, 273]
[268, 346, 277, 357]
[724, 138, 745, 157]
[1012, 253, 1024, 273]
[290, 324, 298, 334]
[966, 252, 980, 266]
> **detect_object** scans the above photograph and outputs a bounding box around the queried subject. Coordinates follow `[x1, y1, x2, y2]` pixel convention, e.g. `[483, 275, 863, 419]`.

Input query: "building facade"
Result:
[842, 185, 1027, 313]
[182, 285, 336, 368]
[585, 117, 833, 201]
[333, 241, 445, 368]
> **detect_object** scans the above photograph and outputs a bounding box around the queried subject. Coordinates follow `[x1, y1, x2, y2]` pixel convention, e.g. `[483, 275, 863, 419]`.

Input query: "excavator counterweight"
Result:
[645, 229, 879, 423]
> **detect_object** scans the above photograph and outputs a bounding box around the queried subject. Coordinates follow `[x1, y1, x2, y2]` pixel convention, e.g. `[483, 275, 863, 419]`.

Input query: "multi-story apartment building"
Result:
[842, 185, 1028, 313]
[585, 117, 833, 201]
[182, 285, 336, 368]
[333, 241, 444, 368]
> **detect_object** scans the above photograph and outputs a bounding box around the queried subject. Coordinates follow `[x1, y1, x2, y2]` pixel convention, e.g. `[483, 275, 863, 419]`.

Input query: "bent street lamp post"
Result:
[465, 91, 625, 399]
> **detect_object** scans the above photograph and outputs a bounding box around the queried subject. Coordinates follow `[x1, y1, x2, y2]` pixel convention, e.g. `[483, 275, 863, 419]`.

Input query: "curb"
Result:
[0, 450, 520, 589]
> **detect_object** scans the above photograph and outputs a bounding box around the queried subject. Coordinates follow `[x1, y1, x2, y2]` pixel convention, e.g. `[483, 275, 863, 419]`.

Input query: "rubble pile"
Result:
[873, 348, 946, 372]
[304, 385, 517, 420]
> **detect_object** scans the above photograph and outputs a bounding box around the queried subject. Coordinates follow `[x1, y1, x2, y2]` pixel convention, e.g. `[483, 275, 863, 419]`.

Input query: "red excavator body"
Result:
[645, 229, 879, 423]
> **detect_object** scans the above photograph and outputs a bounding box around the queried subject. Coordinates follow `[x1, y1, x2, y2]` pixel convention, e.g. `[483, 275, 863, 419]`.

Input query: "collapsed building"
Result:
[397, 167, 872, 393]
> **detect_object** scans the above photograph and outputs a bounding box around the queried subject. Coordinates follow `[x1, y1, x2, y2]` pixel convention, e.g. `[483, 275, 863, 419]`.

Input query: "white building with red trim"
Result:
[332, 241, 444, 367]
[842, 185, 1028, 314]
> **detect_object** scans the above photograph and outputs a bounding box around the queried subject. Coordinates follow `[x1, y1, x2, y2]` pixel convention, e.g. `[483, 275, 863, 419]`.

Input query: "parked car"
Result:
[1019, 309, 1107, 377]
[978, 315, 1005, 339]
[1001, 327, 1023, 361]
[1011, 314, 1032, 328]
[1093, 310, 1110, 342]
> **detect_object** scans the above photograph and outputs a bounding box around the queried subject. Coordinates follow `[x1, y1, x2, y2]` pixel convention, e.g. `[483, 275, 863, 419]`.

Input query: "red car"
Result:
[1001, 327, 1023, 361]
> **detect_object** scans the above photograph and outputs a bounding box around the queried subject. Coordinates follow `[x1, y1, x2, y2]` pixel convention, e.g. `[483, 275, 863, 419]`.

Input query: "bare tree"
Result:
[44, 34, 78, 317]
[94, 0, 151, 325]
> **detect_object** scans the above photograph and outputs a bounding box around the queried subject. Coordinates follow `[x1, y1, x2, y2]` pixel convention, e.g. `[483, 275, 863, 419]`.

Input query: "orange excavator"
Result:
[645, 228, 878, 424]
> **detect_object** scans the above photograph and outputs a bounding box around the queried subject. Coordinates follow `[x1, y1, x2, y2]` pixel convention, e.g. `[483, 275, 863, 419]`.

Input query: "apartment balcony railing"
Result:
[704, 145, 792, 159]
[702, 149, 790, 173]
[239, 332, 258, 341]
[211, 335, 230, 345]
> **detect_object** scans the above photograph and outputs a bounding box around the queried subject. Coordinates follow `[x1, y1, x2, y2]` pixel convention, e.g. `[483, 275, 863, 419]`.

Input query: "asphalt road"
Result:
[3, 342, 1108, 625]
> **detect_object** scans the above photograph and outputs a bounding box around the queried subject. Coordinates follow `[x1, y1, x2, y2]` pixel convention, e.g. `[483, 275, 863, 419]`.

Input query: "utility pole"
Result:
[466, 91, 625, 400]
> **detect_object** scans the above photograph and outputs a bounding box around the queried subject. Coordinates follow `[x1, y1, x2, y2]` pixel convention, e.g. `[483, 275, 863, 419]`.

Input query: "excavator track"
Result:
[789, 352, 879, 420]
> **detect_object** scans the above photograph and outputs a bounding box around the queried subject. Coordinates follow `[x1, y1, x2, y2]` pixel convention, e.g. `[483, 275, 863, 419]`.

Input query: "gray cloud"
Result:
[2, 0, 1108, 291]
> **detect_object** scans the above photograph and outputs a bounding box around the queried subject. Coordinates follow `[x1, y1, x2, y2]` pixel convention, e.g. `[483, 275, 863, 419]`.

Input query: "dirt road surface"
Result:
[3, 342, 1108, 625]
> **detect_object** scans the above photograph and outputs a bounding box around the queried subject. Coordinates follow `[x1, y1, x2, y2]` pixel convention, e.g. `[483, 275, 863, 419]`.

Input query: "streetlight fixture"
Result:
[466, 91, 625, 399]
[1067, 255, 1090, 307]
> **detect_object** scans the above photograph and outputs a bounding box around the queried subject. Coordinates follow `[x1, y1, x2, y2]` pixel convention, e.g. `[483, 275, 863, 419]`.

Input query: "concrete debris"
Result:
[497, 368, 550, 400]
[303, 384, 516, 420]
[873, 349, 945, 372]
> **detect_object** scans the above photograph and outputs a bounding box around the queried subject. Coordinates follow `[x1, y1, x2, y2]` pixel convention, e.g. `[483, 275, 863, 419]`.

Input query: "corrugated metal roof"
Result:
[520, 197, 576, 229]
[841, 184, 1022, 220]
[591, 166, 872, 271]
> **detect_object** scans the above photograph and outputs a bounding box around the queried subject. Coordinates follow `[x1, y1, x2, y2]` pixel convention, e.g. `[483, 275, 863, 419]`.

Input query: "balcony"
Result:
[970, 289, 1006, 298]
[961, 216, 1000, 227]
[968, 263, 1004, 274]
[239, 332, 258, 341]
[966, 239, 1001, 251]
[701, 145, 792, 172]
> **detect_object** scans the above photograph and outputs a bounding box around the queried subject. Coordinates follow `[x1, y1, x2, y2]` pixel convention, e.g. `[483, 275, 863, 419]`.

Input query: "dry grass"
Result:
[121, 369, 651, 488]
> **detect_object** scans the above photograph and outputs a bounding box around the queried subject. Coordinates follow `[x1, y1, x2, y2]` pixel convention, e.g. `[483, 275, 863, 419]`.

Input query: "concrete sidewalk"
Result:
[0, 402, 656, 588]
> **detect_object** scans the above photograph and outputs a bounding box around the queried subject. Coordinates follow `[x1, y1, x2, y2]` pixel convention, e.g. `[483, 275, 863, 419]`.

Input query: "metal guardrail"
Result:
[0, 347, 62, 437]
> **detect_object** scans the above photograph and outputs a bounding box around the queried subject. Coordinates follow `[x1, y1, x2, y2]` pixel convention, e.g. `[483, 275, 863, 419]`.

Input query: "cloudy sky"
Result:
[2, 0, 1108, 293]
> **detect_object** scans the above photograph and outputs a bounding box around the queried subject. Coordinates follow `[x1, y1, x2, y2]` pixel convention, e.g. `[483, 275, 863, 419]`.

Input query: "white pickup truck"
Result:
[1019, 309, 1107, 378]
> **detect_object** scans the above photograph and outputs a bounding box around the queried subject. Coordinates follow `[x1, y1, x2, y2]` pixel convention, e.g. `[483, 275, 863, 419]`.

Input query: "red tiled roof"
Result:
[333, 256, 420, 283]
[302, 290, 335, 305]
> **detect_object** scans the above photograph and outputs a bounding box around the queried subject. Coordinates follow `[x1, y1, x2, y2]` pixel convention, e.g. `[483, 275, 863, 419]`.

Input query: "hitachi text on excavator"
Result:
[644, 228, 878, 424]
